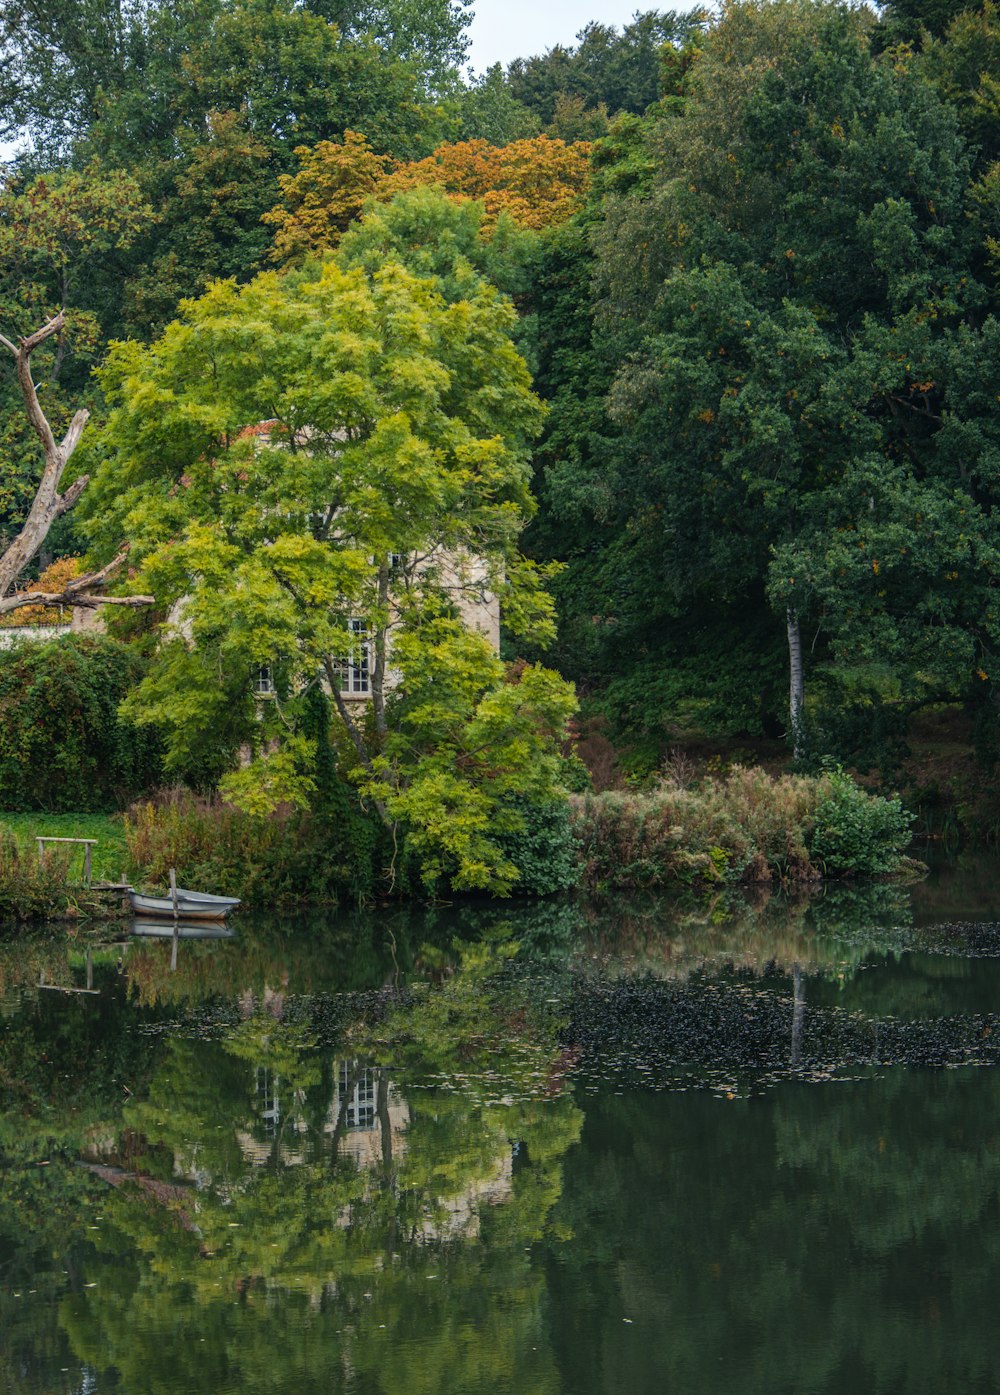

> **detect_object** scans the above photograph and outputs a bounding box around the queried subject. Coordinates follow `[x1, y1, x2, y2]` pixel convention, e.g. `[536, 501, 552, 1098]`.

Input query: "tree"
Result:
[541, 0, 996, 759]
[382, 136, 594, 230]
[507, 9, 707, 128]
[84, 248, 575, 892]
[0, 161, 152, 536]
[920, 1, 1000, 166]
[262, 134, 594, 269]
[262, 130, 393, 265]
[119, 109, 275, 335]
[0, 311, 154, 616]
[0, 0, 459, 160]
[451, 64, 541, 145]
[0, 0, 166, 157]
[878, 0, 978, 45]
[307, 0, 473, 95]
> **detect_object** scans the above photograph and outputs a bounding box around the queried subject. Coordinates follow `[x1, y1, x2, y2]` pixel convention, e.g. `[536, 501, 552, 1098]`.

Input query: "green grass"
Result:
[0, 812, 128, 883]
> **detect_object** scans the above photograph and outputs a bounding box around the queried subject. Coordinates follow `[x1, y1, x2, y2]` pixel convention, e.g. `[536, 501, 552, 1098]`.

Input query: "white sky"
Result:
[465, 0, 677, 72]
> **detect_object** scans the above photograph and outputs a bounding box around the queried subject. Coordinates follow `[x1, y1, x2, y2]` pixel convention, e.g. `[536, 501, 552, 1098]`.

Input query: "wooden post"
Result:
[169, 867, 178, 920]
[34, 837, 98, 883]
[170, 929, 179, 973]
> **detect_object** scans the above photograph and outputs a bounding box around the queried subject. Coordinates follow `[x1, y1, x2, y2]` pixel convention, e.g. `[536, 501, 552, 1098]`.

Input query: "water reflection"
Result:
[548, 1070, 1000, 1395]
[7, 871, 1000, 1392]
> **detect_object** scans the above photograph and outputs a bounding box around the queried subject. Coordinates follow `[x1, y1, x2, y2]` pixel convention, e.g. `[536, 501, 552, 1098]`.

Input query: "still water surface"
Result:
[5, 855, 1000, 1394]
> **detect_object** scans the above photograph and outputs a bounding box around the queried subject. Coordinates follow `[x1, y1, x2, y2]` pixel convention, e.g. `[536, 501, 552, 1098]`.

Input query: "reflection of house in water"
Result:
[238, 1059, 512, 1240]
[240, 1062, 408, 1170]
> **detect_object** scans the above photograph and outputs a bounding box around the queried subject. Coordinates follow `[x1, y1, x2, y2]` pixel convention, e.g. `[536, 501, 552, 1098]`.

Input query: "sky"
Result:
[464, 0, 682, 72]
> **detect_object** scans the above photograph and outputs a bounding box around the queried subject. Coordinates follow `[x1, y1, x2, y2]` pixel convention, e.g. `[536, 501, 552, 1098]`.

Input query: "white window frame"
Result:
[253, 664, 275, 696]
[332, 618, 370, 695]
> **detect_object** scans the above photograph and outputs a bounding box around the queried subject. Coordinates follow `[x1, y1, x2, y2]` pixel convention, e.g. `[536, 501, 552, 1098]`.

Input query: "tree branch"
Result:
[0, 549, 154, 616]
[0, 311, 99, 599]
[60, 409, 90, 460]
[55, 473, 89, 517]
[886, 393, 943, 425]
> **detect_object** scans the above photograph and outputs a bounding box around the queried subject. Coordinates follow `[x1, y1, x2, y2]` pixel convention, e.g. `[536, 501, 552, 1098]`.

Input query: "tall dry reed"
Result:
[570, 765, 902, 893]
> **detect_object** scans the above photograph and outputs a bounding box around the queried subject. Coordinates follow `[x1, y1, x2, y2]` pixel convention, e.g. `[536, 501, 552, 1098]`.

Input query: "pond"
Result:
[4, 853, 1000, 1394]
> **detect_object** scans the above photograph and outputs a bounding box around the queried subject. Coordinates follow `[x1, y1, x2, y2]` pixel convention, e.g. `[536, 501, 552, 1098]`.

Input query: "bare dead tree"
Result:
[0, 310, 153, 615]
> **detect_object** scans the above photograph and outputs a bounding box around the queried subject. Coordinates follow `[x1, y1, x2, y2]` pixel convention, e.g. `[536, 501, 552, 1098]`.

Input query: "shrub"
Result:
[0, 833, 73, 923]
[571, 765, 913, 893]
[807, 769, 913, 876]
[492, 797, 578, 896]
[0, 635, 162, 811]
[124, 788, 384, 907]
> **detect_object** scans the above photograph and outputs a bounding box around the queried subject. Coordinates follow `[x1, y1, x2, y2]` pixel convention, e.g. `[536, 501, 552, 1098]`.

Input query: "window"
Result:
[332, 619, 370, 695]
[256, 1067, 280, 1133]
[253, 665, 274, 696]
[338, 1061, 376, 1129]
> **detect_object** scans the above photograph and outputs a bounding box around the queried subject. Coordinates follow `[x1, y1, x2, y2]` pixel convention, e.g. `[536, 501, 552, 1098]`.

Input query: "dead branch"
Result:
[0, 314, 152, 614]
[0, 549, 154, 617]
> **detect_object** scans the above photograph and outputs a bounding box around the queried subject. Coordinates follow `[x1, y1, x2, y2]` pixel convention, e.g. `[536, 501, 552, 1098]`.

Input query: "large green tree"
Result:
[508, 9, 705, 129]
[83, 225, 575, 891]
[1, 0, 470, 157]
[541, 0, 1000, 760]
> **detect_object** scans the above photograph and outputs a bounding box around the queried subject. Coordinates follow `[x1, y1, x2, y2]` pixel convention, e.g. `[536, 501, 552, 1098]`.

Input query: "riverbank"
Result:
[0, 766, 920, 926]
[588, 703, 1000, 848]
[571, 766, 916, 894]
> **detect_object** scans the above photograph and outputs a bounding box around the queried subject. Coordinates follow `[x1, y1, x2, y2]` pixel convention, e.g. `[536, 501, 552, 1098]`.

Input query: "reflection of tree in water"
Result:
[546, 1069, 1000, 1395]
[115, 899, 588, 1008]
[573, 879, 917, 984]
[48, 941, 583, 1395]
[17, 885, 1000, 1393]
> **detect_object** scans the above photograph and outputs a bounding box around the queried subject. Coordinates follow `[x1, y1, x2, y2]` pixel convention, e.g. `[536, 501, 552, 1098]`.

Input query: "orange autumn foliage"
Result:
[381, 137, 593, 230]
[263, 134, 593, 263]
[1, 555, 83, 627]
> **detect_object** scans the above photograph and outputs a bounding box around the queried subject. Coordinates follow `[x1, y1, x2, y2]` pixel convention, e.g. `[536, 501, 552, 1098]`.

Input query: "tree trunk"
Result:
[787, 607, 805, 760]
[371, 563, 389, 740]
[791, 962, 805, 1068]
[0, 312, 152, 613]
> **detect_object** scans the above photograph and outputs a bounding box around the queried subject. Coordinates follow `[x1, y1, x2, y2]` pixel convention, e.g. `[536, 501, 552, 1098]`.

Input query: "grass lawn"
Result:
[0, 812, 129, 882]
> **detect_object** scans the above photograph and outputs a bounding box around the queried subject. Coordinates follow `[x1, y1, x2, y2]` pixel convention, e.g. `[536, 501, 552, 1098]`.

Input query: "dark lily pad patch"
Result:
[564, 968, 1000, 1098]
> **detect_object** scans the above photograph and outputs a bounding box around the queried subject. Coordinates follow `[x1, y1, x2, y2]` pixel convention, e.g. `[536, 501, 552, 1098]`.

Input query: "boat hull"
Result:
[129, 889, 241, 921]
[131, 919, 236, 939]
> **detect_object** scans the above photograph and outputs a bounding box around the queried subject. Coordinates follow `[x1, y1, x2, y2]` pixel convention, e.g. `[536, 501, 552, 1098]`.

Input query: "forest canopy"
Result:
[4, 0, 1000, 830]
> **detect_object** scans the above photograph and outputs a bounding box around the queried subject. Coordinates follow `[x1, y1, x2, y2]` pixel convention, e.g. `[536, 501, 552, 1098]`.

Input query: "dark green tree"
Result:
[508, 9, 705, 129]
[539, 0, 1000, 761]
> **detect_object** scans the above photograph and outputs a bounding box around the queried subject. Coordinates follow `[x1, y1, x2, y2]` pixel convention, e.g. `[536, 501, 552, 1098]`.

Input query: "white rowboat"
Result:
[129, 888, 241, 921]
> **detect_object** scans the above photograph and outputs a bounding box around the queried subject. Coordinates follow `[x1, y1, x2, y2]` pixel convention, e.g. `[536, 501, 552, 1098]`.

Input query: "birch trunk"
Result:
[787, 607, 805, 759]
[371, 563, 389, 740]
